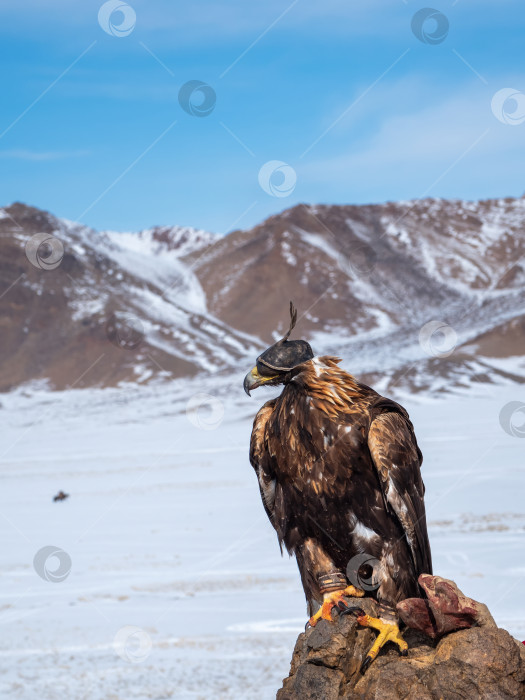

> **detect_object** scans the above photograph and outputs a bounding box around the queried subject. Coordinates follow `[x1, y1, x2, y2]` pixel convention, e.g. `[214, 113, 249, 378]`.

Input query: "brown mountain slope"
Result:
[0, 203, 258, 391]
[186, 198, 525, 344]
[1, 196, 524, 392]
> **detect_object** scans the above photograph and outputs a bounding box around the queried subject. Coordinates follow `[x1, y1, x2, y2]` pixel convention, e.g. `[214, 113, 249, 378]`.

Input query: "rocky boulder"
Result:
[277, 583, 525, 699]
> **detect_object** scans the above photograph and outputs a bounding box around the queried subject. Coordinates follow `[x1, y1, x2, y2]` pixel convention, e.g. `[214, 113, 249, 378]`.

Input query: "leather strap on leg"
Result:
[318, 571, 347, 594]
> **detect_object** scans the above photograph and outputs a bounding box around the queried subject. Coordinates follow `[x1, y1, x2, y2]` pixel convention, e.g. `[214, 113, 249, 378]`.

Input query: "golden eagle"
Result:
[244, 303, 432, 671]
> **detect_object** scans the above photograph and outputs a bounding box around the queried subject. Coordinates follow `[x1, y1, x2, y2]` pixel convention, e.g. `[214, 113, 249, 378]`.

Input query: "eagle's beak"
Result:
[243, 366, 277, 396]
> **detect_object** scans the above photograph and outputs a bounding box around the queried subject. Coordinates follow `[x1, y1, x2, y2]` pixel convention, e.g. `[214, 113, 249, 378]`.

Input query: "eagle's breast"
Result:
[266, 380, 371, 498]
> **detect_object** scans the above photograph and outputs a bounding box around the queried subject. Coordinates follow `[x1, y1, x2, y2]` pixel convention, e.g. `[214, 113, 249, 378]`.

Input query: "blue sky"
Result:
[1, 0, 525, 233]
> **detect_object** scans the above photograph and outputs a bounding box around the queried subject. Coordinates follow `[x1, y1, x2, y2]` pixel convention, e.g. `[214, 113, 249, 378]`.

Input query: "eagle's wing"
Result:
[368, 411, 432, 577]
[249, 399, 279, 526]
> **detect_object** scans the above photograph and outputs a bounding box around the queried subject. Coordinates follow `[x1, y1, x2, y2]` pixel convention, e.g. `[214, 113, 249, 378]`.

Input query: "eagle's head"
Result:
[243, 302, 314, 396]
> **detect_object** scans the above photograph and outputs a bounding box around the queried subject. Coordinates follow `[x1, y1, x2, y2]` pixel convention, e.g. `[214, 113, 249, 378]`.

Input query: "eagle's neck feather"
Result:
[286, 356, 367, 417]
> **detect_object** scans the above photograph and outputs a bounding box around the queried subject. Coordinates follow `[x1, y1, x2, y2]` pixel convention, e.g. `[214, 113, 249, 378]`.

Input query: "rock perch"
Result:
[277, 577, 525, 699]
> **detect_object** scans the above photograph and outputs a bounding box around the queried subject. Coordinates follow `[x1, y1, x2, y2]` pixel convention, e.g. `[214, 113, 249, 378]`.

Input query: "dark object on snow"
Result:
[277, 588, 525, 700]
[53, 490, 69, 502]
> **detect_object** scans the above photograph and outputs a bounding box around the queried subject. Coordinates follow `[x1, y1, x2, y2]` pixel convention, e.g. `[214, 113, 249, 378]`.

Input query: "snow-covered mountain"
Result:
[188, 198, 525, 394]
[0, 198, 524, 393]
[0, 203, 260, 391]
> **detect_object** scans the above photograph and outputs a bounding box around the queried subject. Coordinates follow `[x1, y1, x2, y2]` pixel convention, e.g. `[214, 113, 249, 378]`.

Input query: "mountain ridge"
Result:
[0, 197, 523, 394]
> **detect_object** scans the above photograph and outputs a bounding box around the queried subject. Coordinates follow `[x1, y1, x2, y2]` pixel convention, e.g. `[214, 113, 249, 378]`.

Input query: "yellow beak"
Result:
[243, 366, 278, 396]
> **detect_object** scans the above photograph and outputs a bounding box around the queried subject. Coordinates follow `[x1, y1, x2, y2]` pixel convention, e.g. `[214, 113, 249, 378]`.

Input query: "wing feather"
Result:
[368, 411, 432, 577]
[249, 399, 278, 525]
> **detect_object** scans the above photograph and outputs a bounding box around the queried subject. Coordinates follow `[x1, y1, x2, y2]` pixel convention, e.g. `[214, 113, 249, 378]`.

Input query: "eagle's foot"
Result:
[355, 614, 408, 673]
[307, 585, 365, 628]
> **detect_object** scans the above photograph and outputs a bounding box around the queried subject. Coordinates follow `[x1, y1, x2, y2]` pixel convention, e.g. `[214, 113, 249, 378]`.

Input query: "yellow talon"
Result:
[356, 614, 408, 672]
[308, 585, 365, 627]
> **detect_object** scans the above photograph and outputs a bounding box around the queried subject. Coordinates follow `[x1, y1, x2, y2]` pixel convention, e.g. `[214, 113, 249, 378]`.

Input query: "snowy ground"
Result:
[0, 374, 524, 699]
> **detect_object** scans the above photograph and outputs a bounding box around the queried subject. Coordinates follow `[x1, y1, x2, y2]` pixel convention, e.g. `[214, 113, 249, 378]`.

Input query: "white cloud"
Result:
[300, 80, 525, 194]
[0, 0, 497, 43]
[3, 0, 524, 47]
[0, 149, 90, 161]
